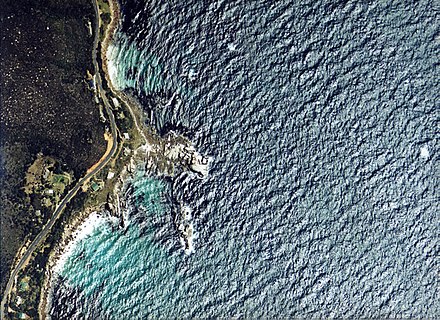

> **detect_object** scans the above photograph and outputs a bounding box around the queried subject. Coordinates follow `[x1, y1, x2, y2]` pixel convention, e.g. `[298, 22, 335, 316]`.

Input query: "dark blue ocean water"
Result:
[49, 0, 439, 318]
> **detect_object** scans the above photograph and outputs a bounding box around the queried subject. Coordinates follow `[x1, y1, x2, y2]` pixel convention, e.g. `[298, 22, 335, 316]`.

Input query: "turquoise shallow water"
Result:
[50, 0, 439, 318]
[108, 37, 167, 94]
[53, 177, 183, 319]
[60, 224, 180, 318]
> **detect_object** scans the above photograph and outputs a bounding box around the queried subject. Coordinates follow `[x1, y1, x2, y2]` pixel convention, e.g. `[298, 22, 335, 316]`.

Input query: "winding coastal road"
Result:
[0, 1, 118, 318]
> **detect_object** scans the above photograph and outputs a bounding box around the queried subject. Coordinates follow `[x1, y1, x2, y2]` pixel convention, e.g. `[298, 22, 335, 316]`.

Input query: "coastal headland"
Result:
[1, 0, 209, 318]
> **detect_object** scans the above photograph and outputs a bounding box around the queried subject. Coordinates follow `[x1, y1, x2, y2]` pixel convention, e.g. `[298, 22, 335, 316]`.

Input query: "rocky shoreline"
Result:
[40, 0, 211, 317]
[39, 206, 105, 318]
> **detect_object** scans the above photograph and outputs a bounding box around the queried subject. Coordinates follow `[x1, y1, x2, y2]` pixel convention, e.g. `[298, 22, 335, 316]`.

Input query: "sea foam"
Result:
[53, 212, 106, 274]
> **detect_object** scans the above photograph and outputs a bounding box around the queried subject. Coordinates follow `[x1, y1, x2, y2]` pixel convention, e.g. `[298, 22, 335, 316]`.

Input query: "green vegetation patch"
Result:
[97, 0, 110, 15]
[52, 173, 71, 185]
[19, 277, 30, 292]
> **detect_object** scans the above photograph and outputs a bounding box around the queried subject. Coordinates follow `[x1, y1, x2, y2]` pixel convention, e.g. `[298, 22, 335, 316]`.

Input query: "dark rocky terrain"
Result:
[0, 0, 106, 293]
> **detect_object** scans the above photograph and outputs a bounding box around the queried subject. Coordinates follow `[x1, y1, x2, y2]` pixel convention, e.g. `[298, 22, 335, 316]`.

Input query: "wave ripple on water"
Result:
[50, 0, 439, 318]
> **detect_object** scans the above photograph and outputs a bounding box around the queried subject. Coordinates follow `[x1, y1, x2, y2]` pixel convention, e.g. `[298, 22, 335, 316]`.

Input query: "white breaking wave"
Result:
[53, 212, 106, 274]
